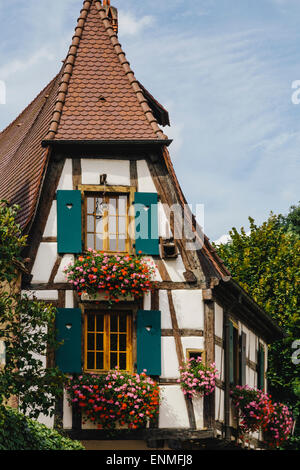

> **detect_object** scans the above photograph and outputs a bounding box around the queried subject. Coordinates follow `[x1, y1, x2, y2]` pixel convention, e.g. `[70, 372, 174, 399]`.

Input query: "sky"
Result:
[0, 0, 299, 242]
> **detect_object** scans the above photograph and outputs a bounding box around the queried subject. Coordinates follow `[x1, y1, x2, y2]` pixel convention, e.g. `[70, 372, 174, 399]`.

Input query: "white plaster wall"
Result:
[192, 396, 204, 430]
[181, 337, 205, 361]
[159, 385, 189, 428]
[171, 290, 204, 330]
[21, 290, 58, 301]
[65, 290, 74, 308]
[159, 290, 172, 329]
[63, 390, 73, 430]
[215, 344, 224, 382]
[81, 159, 130, 186]
[163, 256, 186, 282]
[161, 337, 180, 379]
[215, 303, 223, 338]
[215, 386, 224, 422]
[57, 159, 73, 190]
[54, 254, 75, 283]
[136, 160, 157, 193]
[143, 291, 151, 310]
[43, 201, 57, 238]
[31, 243, 57, 284]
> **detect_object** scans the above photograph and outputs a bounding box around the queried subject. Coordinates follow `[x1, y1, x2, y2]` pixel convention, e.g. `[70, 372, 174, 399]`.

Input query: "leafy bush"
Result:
[0, 406, 84, 451]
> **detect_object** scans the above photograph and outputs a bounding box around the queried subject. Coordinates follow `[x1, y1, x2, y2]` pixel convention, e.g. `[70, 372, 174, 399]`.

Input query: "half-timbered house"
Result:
[0, 0, 284, 450]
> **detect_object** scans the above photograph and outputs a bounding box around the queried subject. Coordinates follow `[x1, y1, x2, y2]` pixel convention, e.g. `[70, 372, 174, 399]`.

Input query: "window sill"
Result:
[80, 292, 134, 302]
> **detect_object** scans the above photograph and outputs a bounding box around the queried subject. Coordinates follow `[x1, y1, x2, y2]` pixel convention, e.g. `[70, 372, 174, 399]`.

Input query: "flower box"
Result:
[64, 250, 156, 305]
[80, 292, 134, 302]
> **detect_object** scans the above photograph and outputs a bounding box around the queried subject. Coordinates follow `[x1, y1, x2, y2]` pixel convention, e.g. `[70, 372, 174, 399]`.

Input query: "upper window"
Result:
[85, 192, 129, 253]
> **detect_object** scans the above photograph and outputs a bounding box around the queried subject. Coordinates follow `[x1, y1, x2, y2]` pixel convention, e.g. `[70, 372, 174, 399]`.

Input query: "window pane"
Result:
[87, 215, 94, 232]
[87, 198, 94, 214]
[119, 315, 127, 332]
[110, 352, 118, 369]
[119, 196, 127, 215]
[108, 198, 117, 215]
[95, 198, 103, 217]
[96, 352, 103, 370]
[119, 353, 127, 370]
[119, 334, 127, 352]
[110, 315, 118, 332]
[118, 238, 126, 252]
[109, 238, 117, 252]
[87, 315, 95, 331]
[96, 315, 104, 332]
[95, 234, 103, 250]
[118, 217, 126, 234]
[87, 352, 94, 370]
[109, 216, 116, 234]
[87, 333, 94, 350]
[110, 334, 118, 351]
[96, 218, 103, 233]
[96, 334, 103, 351]
[87, 234, 94, 250]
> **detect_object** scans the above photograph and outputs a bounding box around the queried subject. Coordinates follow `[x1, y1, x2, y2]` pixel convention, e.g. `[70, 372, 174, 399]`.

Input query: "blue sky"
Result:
[0, 0, 299, 241]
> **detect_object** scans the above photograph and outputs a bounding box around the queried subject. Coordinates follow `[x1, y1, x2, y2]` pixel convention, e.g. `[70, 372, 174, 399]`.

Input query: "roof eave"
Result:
[41, 139, 173, 148]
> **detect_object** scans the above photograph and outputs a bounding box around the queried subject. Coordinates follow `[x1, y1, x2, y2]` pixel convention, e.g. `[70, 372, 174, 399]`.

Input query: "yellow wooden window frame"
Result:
[78, 185, 136, 254]
[84, 311, 133, 373]
[186, 349, 206, 364]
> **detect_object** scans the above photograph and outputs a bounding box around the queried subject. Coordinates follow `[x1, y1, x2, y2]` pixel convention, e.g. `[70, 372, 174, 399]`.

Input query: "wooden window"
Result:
[229, 319, 240, 386]
[186, 349, 206, 364]
[84, 311, 132, 373]
[85, 193, 129, 253]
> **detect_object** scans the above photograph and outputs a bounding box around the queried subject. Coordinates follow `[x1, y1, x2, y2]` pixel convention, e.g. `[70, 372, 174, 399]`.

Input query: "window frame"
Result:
[78, 184, 136, 254]
[186, 349, 206, 364]
[83, 309, 133, 374]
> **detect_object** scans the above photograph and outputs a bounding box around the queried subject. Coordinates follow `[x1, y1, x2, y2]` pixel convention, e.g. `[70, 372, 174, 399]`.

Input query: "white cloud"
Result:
[118, 10, 154, 36]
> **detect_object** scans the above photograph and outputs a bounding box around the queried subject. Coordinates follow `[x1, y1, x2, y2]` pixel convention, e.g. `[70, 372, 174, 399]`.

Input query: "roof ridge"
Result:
[95, 0, 167, 140]
[45, 0, 92, 140]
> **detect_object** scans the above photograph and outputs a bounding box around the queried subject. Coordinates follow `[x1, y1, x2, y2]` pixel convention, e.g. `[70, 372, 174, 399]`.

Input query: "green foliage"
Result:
[214, 203, 300, 448]
[0, 406, 84, 451]
[0, 200, 27, 283]
[0, 202, 66, 419]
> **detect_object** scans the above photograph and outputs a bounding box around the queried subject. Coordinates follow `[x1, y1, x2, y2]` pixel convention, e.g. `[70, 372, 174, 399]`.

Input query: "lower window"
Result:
[84, 311, 133, 373]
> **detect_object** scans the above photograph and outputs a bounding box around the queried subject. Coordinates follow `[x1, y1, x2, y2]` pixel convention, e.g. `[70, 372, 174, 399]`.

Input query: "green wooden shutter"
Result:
[239, 332, 247, 386]
[57, 190, 82, 254]
[134, 192, 159, 256]
[257, 345, 265, 391]
[137, 310, 161, 376]
[229, 320, 234, 385]
[56, 308, 82, 374]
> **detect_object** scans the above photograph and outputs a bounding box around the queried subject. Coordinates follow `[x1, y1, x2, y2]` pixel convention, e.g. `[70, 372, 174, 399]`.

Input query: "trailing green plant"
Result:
[64, 249, 156, 304]
[178, 357, 218, 399]
[0, 406, 84, 450]
[66, 369, 160, 430]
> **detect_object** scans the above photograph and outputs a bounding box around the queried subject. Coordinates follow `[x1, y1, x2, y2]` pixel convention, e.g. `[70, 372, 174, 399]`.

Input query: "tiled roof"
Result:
[45, 0, 166, 142]
[0, 71, 63, 229]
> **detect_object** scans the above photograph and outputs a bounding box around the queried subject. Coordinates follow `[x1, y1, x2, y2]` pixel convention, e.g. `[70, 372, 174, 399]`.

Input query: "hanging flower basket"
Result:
[178, 356, 218, 399]
[64, 249, 156, 304]
[231, 385, 273, 435]
[262, 402, 294, 449]
[66, 370, 160, 430]
[231, 385, 294, 448]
